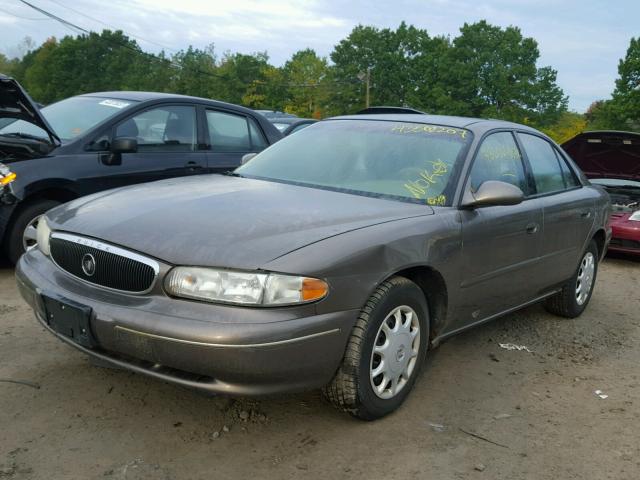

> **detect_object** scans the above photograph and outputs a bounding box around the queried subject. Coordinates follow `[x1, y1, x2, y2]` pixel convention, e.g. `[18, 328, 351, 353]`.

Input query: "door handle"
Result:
[580, 211, 592, 219]
[525, 223, 539, 234]
[185, 161, 202, 171]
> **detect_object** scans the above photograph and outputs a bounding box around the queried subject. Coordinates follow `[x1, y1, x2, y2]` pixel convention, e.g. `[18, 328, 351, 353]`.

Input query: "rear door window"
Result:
[518, 133, 565, 194]
[206, 110, 267, 152]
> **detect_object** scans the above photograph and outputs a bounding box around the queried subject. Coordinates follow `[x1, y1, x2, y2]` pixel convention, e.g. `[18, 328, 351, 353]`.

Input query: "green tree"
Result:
[282, 49, 329, 117]
[217, 52, 270, 105]
[540, 111, 586, 144]
[0, 53, 18, 76]
[447, 21, 567, 125]
[609, 37, 640, 130]
[330, 22, 436, 113]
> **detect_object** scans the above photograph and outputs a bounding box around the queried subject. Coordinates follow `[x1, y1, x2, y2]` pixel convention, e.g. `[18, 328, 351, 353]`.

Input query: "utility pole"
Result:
[365, 66, 371, 108]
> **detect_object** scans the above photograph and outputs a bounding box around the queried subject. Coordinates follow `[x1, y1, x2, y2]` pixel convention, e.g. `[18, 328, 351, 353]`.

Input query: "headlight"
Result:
[630, 211, 640, 222]
[164, 267, 328, 306]
[36, 216, 52, 256]
[0, 163, 16, 186]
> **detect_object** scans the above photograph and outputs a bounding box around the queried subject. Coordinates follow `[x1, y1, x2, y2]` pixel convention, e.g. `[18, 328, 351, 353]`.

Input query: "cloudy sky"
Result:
[1, 0, 638, 111]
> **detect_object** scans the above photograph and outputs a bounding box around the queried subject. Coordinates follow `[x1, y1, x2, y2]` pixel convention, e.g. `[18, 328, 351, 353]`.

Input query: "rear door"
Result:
[94, 104, 207, 190]
[457, 131, 544, 328]
[516, 132, 594, 286]
[204, 109, 269, 172]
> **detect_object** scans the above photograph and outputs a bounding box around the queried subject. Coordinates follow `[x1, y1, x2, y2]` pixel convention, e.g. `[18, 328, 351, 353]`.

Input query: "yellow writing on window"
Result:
[426, 195, 447, 206]
[403, 159, 449, 199]
[391, 124, 467, 139]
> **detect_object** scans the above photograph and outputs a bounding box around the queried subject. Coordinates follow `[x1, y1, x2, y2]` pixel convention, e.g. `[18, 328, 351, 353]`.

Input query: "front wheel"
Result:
[4, 200, 60, 265]
[323, 276, 429, 420]
[544, 240, 599, 318]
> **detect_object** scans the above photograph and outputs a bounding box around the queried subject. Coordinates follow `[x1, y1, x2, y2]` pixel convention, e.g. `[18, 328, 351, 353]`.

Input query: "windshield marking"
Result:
[391, 124, 468, 139]
[403, 159, 449, 199]
[427, 194, 447, 206]
[98, 99, 131, 109]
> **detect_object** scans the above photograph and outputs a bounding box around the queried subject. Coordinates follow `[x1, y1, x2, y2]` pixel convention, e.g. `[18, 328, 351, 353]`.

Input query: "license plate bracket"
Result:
[41, 294, 96, 348]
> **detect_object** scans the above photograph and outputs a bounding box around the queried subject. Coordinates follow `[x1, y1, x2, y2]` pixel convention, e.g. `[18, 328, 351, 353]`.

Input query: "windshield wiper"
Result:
[222, 170, 244, 178]
[0, 132, 51, 143]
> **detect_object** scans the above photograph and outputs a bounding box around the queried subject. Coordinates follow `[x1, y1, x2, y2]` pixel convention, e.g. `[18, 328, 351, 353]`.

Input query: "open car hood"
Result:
[0, 74, 60, 145]
[562, 131, 640, 181]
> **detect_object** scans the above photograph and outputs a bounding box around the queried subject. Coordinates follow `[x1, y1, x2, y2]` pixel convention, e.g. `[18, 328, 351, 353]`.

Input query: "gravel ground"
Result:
[0, 253, 639, 479]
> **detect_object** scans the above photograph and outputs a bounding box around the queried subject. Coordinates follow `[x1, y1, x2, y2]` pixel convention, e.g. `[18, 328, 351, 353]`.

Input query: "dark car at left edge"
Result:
[0, 75, 282, 263]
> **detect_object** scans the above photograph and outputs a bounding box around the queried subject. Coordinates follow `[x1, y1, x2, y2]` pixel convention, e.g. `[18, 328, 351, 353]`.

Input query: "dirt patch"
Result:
[1, 255, 639, 479]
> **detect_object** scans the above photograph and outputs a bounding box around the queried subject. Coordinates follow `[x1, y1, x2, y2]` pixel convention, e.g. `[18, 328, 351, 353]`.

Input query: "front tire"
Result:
[544, 240, 599, 318]
[323, 276, 429, 420]
[4, 200, 60, 265]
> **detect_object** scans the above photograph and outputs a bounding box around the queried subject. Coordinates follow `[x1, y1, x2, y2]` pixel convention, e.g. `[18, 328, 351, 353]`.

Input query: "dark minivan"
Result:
[0, 75, 282, 263]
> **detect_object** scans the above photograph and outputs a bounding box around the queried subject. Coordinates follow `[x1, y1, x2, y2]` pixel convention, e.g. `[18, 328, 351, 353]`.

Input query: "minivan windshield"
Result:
[0, 96, 139, 142]
[236, 119, 472, 206]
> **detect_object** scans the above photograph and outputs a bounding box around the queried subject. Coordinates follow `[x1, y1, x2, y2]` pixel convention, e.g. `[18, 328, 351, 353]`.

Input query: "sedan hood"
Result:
[0, 74, 60, 145]
[562, 131, 640, 181]
[46, 175, 433, 269]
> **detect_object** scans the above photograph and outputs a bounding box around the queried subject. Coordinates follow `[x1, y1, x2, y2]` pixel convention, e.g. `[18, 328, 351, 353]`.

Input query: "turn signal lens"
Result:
[302, 278, 329, 301]
[0, 172, 16, 185]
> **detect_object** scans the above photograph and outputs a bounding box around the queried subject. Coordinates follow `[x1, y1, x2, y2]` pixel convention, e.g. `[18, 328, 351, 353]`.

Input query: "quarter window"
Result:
[115, 105, 196, 152]
[555, 150, 580, 188]
[519, 134, 565, 194]
[469, 132, 528, 193]
[206, 110, 267, 152]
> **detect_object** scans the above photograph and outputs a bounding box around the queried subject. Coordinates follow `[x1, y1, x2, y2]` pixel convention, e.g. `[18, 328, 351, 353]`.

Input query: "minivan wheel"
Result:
[323, 276, 429, 420]
[544, 240, 599, 318]
[4, 200, 60, 265]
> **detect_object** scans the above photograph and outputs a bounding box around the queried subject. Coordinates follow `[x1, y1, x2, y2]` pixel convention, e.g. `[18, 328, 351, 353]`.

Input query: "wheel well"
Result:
[3, 188, 77, 242]
[26, 188, 77, 205]
[394, 266, 448, 341]
[592, 229, 606, 260]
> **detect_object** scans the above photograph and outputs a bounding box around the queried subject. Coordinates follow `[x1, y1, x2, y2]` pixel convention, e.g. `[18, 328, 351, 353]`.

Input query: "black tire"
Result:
[544, 240, 599, 318]
[4, 200, 60, 265]
[323, 276, 429, 420]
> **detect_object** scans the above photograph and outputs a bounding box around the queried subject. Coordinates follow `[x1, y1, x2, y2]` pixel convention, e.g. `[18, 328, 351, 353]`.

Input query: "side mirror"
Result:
[241, 152, 257, 165]
[111, 137, 138, 154]
[460, 180, 524, 209]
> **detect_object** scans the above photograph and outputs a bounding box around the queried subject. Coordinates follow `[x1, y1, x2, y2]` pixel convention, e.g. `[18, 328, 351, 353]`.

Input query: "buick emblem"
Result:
[81, 253, 96, 277]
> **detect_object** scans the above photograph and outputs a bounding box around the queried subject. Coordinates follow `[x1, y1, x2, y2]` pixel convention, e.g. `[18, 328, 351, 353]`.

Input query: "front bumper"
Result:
[608, 222, 640, 255]
[16, 250, 357, 395]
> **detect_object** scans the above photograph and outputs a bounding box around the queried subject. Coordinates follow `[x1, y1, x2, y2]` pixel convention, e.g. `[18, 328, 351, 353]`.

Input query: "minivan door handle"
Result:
[580, 211, 592, 219]
[525, 223, 539, 234]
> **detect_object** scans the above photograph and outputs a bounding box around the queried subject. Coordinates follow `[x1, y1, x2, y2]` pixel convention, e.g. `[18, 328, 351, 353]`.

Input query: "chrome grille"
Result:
[49, 233, 159, 293]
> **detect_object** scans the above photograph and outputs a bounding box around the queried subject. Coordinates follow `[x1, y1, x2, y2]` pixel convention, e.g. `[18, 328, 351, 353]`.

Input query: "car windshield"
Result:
[0, 96, 139, 141]
[236, 119, 472, 206]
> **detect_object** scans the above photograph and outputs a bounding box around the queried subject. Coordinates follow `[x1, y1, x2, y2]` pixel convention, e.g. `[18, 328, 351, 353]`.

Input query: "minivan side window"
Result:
[518, 133, 565, 194]
[469, 132, 528, 193]
[206, 110, 268, 152]
[115, 105, 196, 152]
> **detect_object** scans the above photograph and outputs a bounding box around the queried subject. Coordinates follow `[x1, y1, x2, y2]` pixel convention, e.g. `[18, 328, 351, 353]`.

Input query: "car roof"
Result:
[331, 113, 539, 132]
[77, 91, 251, 112]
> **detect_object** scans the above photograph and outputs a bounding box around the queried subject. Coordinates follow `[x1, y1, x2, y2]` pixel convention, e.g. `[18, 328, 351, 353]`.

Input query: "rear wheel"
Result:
[323, 276, 429, 420]
[544, 240, 599, 318]
[4, 200, 60, 265]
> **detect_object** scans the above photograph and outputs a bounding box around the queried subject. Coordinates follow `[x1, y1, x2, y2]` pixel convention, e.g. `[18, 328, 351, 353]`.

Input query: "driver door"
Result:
[455, 131, 544, 328]
[92, 104, 207, 190]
